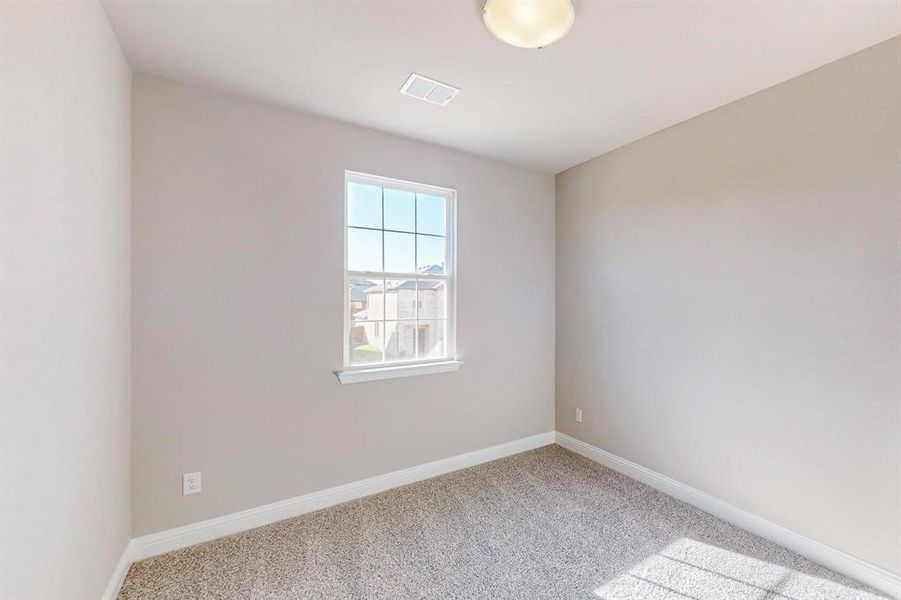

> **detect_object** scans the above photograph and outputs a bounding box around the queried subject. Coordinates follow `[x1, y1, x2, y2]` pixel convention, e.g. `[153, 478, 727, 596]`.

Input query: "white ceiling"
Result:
[102, 0, 901, 173]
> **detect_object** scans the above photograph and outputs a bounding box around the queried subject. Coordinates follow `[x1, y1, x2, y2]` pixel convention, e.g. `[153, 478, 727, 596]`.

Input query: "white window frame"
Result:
[337, 171, 460, 384]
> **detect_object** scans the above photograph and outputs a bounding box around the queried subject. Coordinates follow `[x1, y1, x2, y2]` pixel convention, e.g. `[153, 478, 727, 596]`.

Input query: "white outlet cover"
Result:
[183, 472, 202, 496]
[575, 408, 583, 423]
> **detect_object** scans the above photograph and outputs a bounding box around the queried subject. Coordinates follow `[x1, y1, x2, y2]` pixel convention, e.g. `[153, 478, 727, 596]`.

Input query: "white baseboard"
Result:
[126, 431, 555, 564]
[101, 540, 135, 600]
[555, 431, 901, 599]
[105, 430, 898, 599]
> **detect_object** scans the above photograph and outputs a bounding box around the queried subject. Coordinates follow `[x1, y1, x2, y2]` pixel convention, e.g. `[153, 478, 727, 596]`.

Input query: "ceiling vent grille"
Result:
[399, 73, 459, 106]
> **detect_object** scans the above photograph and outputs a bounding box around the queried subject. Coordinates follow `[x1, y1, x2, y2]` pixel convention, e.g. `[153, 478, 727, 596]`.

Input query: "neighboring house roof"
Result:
[419, 264, 444, 276]
[349, 282, 370, 302]
[358, 265, 445, 295]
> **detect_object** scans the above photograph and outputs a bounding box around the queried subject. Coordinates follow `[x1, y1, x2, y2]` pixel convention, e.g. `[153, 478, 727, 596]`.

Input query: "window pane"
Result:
[347, 227, 382, 272]
[384, 188, 415, 232]
[385, 231, 415, 273]
[347, 182, 382, 229]
[384, 279, 416, 320]
[417, 235, 445, 274]
[350, 321, 383, 364]
[385, 320, 416, 362]
[349, 277, 383, 321]
[416, 194, 445, 236]
[417, 280, 446, 319]
[416, 320, 446, 359]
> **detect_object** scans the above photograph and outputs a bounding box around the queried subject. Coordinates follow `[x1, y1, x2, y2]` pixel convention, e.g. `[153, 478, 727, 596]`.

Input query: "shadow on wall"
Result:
[594, 538, 885, 600]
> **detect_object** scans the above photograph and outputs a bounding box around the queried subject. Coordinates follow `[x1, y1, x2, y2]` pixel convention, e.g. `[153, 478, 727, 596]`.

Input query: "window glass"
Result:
[416, 280, 446, 319]
[384, 188, 415, 232]
[347, 228, 382, 272]
[417, 235, 445, 274]
[349, 277, 383, 321]
[416, 193, 445, 236]
[345, 173, 453, 368]
[349, 322, 383, 364]
[384, 232, 415, 273]
[347, 182, 381, 229]
[416, 320, 445, 360]
[385, 321, 417, 362]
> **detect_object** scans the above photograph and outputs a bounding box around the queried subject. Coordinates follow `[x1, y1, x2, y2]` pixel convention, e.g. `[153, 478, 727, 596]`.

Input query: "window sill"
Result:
[336, 360, 462, 384]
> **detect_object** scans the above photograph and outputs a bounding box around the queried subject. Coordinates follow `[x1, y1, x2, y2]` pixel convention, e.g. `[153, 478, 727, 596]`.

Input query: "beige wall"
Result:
[556, 37, 900, 573]
[0, 2, 132, 598]
[131, 74, 555, 536]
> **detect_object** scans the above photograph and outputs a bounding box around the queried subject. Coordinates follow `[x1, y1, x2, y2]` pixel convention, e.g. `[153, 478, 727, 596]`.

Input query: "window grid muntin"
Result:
[347, 225, 444, 237]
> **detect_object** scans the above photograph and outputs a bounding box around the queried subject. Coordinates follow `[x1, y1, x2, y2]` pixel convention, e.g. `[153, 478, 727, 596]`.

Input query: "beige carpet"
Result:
[120, 445, 884, 599]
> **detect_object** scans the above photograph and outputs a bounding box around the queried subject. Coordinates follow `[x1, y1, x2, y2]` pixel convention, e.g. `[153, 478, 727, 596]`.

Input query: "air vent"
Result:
[399, 73, 459, 106]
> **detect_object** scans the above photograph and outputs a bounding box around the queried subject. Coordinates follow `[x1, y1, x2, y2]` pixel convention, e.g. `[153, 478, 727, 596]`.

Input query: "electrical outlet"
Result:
[183, 472, 202, 496]
[575, 407, 583, 423]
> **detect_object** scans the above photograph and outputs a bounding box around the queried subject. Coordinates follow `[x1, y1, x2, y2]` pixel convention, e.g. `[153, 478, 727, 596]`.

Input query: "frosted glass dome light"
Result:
[482, 0, 575, 49]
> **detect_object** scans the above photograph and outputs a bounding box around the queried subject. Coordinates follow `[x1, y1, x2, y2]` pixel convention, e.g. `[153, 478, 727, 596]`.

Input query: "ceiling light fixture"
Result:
[482, 0, 575, 49]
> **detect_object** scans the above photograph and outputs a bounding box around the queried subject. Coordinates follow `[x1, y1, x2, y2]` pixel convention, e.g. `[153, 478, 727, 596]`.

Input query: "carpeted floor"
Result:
[120, 445, 884, 599]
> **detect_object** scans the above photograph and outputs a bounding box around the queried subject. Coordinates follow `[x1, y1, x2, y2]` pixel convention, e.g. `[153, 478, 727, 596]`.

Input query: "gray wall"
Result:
[556, 37, 900, 573]
[0, 2, 132, 598]
[131, 74, 555, 536]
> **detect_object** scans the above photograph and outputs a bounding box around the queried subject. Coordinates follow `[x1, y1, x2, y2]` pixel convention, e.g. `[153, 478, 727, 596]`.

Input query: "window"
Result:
[339, 171, 458, 383]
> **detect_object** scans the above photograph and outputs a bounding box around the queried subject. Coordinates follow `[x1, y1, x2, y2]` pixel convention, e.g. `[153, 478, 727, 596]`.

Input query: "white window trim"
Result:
[336, 171, 459, 383]
[336, 360, 462, 384]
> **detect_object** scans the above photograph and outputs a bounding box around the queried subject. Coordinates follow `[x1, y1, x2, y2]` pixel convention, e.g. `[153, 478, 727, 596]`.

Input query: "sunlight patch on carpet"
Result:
[594, 538, 884, 600]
